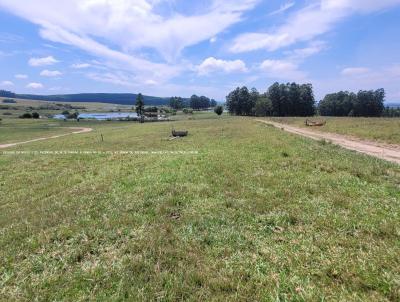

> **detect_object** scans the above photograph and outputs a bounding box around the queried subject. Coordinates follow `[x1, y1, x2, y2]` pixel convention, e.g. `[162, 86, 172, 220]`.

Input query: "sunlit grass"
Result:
[0, 116, 399, 301]
[268, 117, 400, 145]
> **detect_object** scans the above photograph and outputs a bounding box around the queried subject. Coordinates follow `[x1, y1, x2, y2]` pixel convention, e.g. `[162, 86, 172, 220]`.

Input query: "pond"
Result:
[53, 112, 138, 120]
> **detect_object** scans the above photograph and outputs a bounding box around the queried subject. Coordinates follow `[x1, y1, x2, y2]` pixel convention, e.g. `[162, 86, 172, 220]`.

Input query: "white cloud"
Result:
[28, 55, 59, 66]
[71, 63, 91, 69]
[40, 69, 62, 77]
[0, 80, 14, 87]
[230, 0, 400, 53]
[26, 82, 44, 89]
[145, 79, 158, 85]
[210, 37, 217, 43]
[15, 74, 28, 79]
[197, 57, 247, 75]
[259, 59, 306, 80]
[0, 0, 258, 62]
[269, 1, 295, 16]
[341, 67, 370, 76]
[86, 72, 133, 87]
[285, 41, 327, 61]
[313, 63, 400, 101]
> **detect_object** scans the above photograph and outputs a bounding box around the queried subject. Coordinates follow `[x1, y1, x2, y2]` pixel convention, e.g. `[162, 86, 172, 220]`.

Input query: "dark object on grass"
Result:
[19, 113, 32, 119]
[305, 119, 326, 127]
[172, 129, 188, 137]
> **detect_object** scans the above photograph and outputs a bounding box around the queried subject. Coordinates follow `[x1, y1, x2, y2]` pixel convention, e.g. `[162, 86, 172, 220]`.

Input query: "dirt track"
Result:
[257, 120, 400, 165]
[0, 127, 93, 149]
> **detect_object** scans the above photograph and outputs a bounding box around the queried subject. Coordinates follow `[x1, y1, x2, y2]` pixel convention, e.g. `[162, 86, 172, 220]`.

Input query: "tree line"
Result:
[169, 95, 217, 110]
[318, 89, 385, 117]
[226, 84, 396, 117]
[226, 83, 315, 117]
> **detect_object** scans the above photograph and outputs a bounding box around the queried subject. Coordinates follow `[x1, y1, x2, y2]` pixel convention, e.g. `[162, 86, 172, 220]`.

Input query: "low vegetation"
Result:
[2, 98, 16, 104]
[0, 116, 399, 301]
[268, 117, 400, 144]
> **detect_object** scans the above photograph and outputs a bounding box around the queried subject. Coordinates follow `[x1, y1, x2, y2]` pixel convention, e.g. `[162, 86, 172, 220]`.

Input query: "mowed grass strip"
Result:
[268, 117, 400, 145]
[0, 117, 399, 301]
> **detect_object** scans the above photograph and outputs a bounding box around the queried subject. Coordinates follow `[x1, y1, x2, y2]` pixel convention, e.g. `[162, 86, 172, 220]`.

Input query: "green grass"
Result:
[0, 116, 399, 301]
[0, 119, 81, 144]
[268, 117, 400, 145]
[0, 98, 134, 119]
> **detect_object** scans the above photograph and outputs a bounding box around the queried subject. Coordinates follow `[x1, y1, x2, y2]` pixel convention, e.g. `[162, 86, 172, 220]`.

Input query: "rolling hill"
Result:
[10, 93, 178, 106]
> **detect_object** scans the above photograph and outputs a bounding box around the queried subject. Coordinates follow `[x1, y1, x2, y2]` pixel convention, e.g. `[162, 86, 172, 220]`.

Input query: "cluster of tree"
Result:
[267, 83, 315, 116]
[226, 87, 259, 115]
[190, 95, 217, 110]
[226, 83, 315, 117]
[0, 90, 16, 98]
[169, 95, 217, 110]
[169, 97, 187, 109]
[382, 106, 400, 117]
[318, 89, 385, 117]
[19, 112, 40, 119]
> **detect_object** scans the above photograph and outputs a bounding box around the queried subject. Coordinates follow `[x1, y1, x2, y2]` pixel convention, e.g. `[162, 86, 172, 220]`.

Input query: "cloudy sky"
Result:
[0, 0, 399, 102]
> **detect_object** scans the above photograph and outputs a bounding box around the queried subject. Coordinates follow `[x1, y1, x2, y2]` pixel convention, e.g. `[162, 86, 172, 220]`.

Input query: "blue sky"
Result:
[0, 0, 400, 102]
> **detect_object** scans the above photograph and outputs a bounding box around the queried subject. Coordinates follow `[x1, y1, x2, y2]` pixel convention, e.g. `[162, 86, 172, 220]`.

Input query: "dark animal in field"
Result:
[305, 119, 326, 127]
[172, 130, 188, 137]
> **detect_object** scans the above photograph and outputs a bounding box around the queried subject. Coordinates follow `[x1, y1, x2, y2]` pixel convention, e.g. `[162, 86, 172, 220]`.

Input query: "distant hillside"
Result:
[387, 102, 400, 108]
[14, 93, 176, 106]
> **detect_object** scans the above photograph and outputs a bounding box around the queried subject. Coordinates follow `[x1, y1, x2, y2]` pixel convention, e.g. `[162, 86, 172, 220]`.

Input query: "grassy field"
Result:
[0, 115, 399, 301]
[268, 117, 400, 145]
[0, 119, 79, 144]
[0, 98, 133, 119]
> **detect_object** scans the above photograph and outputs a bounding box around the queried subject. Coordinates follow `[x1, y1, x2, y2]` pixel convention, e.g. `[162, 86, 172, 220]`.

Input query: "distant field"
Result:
[268, 117, 400, 145]
[0, 98, 133, 118]
[0, 119, 81, 144]
[1, 115, 399, 301]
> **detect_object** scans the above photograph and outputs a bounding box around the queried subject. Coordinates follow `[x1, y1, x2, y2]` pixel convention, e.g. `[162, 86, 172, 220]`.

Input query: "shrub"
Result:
[183, 108, 193, 114]
[67, 112, 79, 119]
[19, 113, 32, 119]
[214, 105, 224, 116]
[2, 99, 16, 103]
[32, 112, 40, 119]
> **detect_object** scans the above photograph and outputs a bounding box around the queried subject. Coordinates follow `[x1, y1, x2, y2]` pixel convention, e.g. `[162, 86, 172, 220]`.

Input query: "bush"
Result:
[32, 112, 40, 119]
[2, 99, 16, 103]
[183, 108, 193, 114]
[19, 113, 32, 119]
[214, 105, 224, 116]
[67, 112, 79, 119]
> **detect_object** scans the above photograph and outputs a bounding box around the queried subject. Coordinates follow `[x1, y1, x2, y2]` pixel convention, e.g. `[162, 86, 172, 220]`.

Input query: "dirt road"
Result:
[0, 127, 93, 149]
[257, 120, 400, 165]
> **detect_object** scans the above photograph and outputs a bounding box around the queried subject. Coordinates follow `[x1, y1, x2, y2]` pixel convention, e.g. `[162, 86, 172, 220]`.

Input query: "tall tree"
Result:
[135, 93, 145, 116]
[254, 95, 273, 117]
[267, 82, 282, 116]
